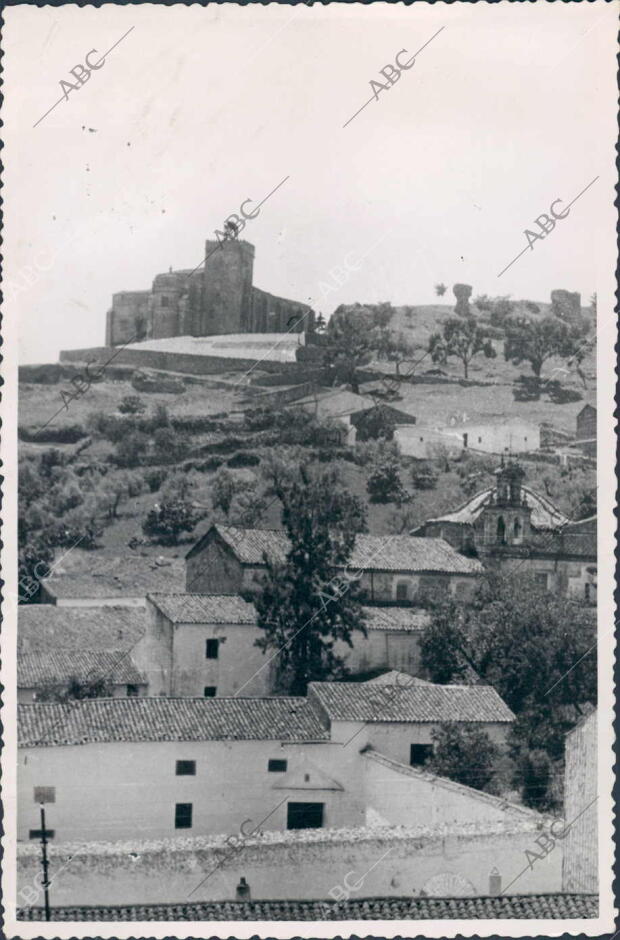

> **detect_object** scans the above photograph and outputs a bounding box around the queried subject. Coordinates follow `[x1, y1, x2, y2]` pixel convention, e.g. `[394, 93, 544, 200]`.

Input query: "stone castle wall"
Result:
[106, 240, 314, 346]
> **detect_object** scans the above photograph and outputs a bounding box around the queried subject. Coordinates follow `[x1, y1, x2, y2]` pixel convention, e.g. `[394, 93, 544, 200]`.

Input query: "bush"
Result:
[244, 408, 277, 431]
[142, 499, 202, 545]
[426, 723, 499, 792]
[410, 462, 439, 490]
[19, 423, 87, 444]
[354, 406, 396, 442]
[367, 464, 409, 504]
[514, 748, 556, 811]
[153, 427, 191, 463]
[114, 431, 150, 467]
[118, 395, 146, 415]
[144, 468, 168, 493]
[227, 452, 261, 468]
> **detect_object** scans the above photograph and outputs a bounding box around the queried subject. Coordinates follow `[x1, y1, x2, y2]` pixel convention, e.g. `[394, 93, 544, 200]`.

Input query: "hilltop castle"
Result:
[105, 238, 315, 346]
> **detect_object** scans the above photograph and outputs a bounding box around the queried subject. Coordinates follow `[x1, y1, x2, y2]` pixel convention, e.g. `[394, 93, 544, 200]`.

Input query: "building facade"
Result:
[185, 524, 482, 604]
[395, 420, 540, 460]
[105, 239, 314, 346]
[416, 460, 597, 603]
[18, 680, 515, 844]
[562, 709, 598, 892]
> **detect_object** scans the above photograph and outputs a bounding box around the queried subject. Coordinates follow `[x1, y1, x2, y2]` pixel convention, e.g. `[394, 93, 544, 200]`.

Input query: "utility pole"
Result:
[31, 805, 52, 920]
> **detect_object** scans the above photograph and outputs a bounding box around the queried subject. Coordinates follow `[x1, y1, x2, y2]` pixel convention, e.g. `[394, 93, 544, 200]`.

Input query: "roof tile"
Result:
[147, 593, 256, 624]
[18, 651, 145, 689]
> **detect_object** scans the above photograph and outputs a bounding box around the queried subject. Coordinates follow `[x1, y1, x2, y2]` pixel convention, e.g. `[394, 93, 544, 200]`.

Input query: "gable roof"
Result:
[308, 681, 514, 724]
[189, 524, 482, 575]
[18, 696, 329, 747]
[18, 894, 598, 922]
[271, 758, 344, 792]
[147, 593, 256, 624]
[18, 650, 146, 689]
[364, 670, 433, 686]
[17, 606, 146, 653]
[426, 485, 568, 530]
[362, 606, 430, 632]
[293, 389, 378, 418]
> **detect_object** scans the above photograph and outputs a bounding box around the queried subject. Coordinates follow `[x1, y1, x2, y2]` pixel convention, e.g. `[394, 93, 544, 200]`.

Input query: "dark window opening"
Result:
[395, 581, 409, 601]
[496, 516, 506, 544]
[34, 786, 55, 804]
[204, 686, 217, 697]
[584, 583, 591, 602]
[268, 759, 287, 773]
[176, 760, 196, 776]
[127, 684, 140, 697]
[287, 802, 324, 830]
[175, 803, 193, 829]
[462, 433, 468, 448]
[513, 518, 522, 539]
[410, 744, 433, 767]
[205, 639, 219, 659]
[29, 829, 55, 839]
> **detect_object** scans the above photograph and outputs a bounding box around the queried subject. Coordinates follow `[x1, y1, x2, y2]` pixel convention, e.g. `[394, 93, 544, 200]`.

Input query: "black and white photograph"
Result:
[2, 2, 617, 936]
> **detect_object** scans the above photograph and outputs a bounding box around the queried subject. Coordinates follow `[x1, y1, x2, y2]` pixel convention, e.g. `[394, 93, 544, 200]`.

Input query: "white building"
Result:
[395, 420, 540, 459]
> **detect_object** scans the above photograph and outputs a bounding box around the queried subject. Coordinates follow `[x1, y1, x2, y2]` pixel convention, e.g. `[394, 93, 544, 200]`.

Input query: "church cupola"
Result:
[494, 457, 526, 507]
[476, 458, 532, 552]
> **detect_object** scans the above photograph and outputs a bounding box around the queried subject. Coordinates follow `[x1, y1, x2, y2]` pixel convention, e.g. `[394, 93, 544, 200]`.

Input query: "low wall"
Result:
[16, 820, 562, 908]
[59, 346, 302, 377]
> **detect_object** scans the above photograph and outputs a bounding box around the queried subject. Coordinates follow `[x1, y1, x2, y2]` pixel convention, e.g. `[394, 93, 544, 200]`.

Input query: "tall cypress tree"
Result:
[255, 463, 367, 695]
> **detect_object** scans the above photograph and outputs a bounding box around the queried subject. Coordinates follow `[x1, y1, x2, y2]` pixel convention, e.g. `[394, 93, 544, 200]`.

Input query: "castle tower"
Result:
[200, 239, 255, 335]
[477, 458, 532, 550]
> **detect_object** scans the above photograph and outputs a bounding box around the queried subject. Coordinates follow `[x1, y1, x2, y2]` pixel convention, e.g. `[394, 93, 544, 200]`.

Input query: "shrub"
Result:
[410, 462, 439, 490]
[142, 499, 201, 545]
[515, 748, 556, 811]
[19, 423, 87, 444]
[367, 464, 409, 504]
[118, 395, 146, 415]
[144, 468, 168, 493]
[114, 431, 150, 467]
[244, 408, 277, 431]
[227, 452, 261, 468]
[153, 427, 191, 463]
[354, 406, 396, 442]
[426, 723, 499, 793]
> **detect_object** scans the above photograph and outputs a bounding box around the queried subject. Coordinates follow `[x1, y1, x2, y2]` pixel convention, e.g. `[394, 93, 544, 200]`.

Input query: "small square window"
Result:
[204, 686, 217, 697]
[268, 759, 287, 773]
[34, 786, 55, 804]
[205, 639, 219, 659]
[127, 684, 140, 697]
[410, 744, 433, 766]
[176, 760, 196, 776]
[175, 803, 193, 829]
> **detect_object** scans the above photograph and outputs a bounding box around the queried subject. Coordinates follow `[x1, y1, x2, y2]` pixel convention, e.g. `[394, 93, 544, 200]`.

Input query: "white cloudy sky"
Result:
[3, 1, 617, 363]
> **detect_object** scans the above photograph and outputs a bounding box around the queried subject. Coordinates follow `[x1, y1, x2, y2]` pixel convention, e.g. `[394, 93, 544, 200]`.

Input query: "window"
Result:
[29, 829, 54, 839]
[584, 583, 591, 602]
[33, 786, 55, 804]
[126, 684, 140, 697]
[205, 639, 219, 659]
[478, 437, 482, 444]
[395, 581, 409, 601]
[410, 744, 433, 766]
[176, 760, 196, 776]
[204, 686, 217, 697]
[161, 296, 169, 307]
[513, 518, 522, 540]
[287, 802, 324, 830]
[175, 802, 193, 829]
[268, 759, 287, 773]
[496, 516, 506, 544]
[534, 572, 548, 590]
[462, 433, 468, 448]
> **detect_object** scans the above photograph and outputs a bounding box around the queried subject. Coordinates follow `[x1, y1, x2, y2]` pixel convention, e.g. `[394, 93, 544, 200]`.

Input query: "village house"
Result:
[415, 459, 597, 603]
[39, 555, 184, 607]
[185, 524, 482, 603]
[290, 389, 417, 446]
[395, 419, 540, 460]
[132, 595, 430, 698]
[18, 677, 517, 844]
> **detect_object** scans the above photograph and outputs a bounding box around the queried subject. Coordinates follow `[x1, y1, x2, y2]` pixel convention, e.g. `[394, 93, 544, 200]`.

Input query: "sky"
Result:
[3, 1, 617, 364]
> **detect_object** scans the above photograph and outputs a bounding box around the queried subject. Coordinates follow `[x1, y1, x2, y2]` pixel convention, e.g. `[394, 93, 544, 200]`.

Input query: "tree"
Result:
[355, 406, 396, 442]
[435, 283, 447, 297]
[426, 723, 499, 792]
[410, 462, 438, 490]
[428, 316, 496, 379]
[97, 471, 144, 520]
[142, 498, 202, 545]
[367, 464, 409, 504]
[118, 395, 146, 415]
[503, 315, 584, 381]
[212, 468, 256, 516]
[420, 574, 597, 715]
[324, 303, 396, 393]
[153, 427, 190, 463]
[255, 463, 368, 695]
[114, 431, 150, 467]
[513, 746, 557, 811]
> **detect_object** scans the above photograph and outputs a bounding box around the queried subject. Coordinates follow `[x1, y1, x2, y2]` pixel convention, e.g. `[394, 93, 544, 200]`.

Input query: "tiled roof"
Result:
[18, 650, 146, 689]
[364, 670, 432, 686]
[147, 593, 256, 624]
[17, 894, 598, 921]
[41, 554, 184, 601]
[18, 696, 329, 747]
[294, 389, 378, 418]
[427, 486, 568, 530]
[362, 606, 430, 632]
[203, 525, 482, 575]
[17, 606, 146, 653]
[309, 681, 514, 724]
